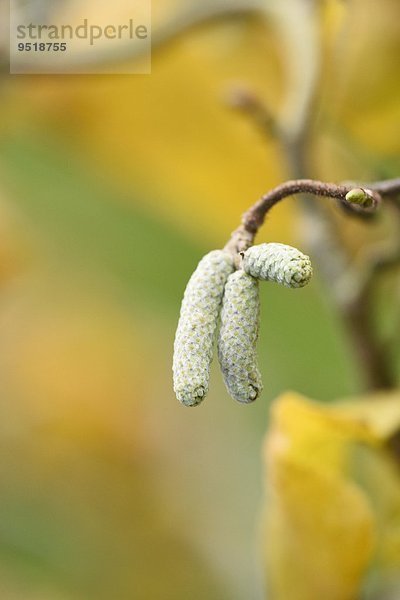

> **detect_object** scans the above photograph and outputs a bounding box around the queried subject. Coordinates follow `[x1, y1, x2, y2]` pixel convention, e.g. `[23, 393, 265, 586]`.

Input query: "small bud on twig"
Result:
[345, 188, 375, 209]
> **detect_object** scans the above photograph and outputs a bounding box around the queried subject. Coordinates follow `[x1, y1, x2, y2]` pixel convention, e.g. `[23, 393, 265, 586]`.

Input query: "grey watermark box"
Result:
[9, 1, 151, 74]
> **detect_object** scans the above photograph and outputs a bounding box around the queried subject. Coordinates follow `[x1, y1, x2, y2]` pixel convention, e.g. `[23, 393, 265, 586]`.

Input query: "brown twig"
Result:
[344, 297, 394, 390]
[343, 209, 400, 390]
[366, 177, 400, 195]
[224, 179, 382, 255]
[225, 85, 281, 139]
[223, 176, 399, 391]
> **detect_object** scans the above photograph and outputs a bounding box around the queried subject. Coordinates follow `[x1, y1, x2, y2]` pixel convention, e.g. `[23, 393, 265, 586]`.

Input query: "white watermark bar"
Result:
[9, 1, 151, 74]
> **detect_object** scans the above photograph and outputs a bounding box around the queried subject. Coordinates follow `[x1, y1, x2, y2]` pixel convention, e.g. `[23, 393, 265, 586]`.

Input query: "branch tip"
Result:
[225, 177, 399, 256]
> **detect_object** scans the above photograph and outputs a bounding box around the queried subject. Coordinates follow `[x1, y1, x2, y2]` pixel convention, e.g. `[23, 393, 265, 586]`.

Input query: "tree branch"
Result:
[225, 85, 281, 140]
[223, 176, 400, 391]
[224, 179, 383, 255]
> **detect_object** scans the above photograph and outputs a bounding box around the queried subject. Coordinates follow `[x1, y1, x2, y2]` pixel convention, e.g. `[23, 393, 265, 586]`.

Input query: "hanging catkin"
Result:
[218, 270, 262, 403]
[242, 242, 312, 288]
[173, 250, 234, 406]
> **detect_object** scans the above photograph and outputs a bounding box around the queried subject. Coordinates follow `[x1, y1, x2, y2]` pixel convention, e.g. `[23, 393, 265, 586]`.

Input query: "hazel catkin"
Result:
[242, 242, 312, 288]
[173, 250, 234, 406]
[218, 270, 263, 403]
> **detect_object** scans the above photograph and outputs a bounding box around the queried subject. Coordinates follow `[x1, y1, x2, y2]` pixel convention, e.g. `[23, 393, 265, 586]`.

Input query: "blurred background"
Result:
[0, 0, 399, 598]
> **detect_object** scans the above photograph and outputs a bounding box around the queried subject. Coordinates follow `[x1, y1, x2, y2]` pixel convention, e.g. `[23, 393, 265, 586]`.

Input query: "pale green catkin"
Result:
[218, 270, 262, 404]
[242, 242, 312, 288]
[173, 250, 235, 407]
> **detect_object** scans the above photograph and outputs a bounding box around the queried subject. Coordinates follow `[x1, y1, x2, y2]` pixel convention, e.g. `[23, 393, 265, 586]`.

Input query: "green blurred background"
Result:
[0, 0, 399, 598]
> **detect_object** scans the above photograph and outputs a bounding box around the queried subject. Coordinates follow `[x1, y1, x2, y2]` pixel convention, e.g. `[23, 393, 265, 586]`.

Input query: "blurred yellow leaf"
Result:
[262, 390, 400, 600]
[0, 3, 294, 245]
[0, 181, 31, 284]
[327, 0, 400, 155]
[0, 271, 144, 449]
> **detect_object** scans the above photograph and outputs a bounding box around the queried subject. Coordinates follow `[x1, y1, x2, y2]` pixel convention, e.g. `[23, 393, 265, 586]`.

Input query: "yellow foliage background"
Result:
[0, 0, 399, 598]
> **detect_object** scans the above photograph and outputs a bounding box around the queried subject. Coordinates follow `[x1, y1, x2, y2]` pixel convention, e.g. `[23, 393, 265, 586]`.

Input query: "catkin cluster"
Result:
[173, 250, 234, 406]
[173, 242, 312, 406]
